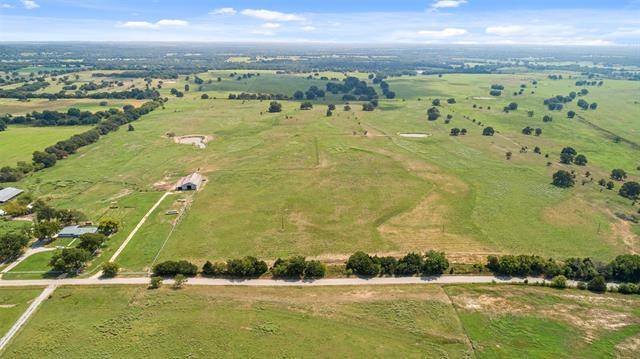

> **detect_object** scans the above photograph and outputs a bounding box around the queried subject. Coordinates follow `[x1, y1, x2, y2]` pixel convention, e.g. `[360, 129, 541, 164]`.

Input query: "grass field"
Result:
[0, 125, 92, 167]
[5, 70, 639, 272]
[0, 288, 44, 338]
[1, 284, 638, 358]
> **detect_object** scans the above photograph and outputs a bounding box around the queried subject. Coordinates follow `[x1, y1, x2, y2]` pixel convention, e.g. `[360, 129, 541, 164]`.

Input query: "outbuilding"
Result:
[176, 173, 203, 191]
[0, 187, 23, 204]
[57, 225, 98, 238]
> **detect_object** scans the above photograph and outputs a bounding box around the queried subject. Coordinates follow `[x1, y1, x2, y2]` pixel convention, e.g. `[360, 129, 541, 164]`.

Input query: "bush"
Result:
[587, 275, 607, 293]
[149, 276, 163, 289]
[77, 233, 107, 254]
[272, 256, 306, 278]
[268, 101, 282, 113]
[552, 170, 575, 188]
[226, 256, 268, 277]
[606, 254, 640, 283]
[550, 275, 567, 289]
[101, 262, 120, 278]
[152, 260, 198, 277]
[173, 274, 187, 289]
[0, 232, 30, 261]
[376, 256, 398, 275]
[346, 251, 380, 276]
[617, 283, 639, 295]
[202, 260, 226, 276]
[395, 253, 423, 275]
[577, 281, 587, 290]
[304, 260, 326, 279]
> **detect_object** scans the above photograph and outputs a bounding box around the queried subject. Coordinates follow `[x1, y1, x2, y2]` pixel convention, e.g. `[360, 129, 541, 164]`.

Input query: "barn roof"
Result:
[176, 172, 203, 188]
[57, 225, 98, 237]
[0, 187, 23, 203]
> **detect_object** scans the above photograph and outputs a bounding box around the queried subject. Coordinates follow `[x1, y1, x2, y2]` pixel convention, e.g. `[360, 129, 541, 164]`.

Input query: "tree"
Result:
[49, 248, 91, 274]
[343, 105, 351, 111]
[427, 107, 440, 121]
[611, 169, 627, 181]
[77, 233, 107, 254]
[32, 151, 57, 168]
[619, 182, 640, 200]
[560, 147, 576, 164]
[574, 154, 588, 166]
[552, 170, 575, 188]
[587, 275, 607, 293]
[450, 128, 460, 136]
[33, 221, 60, 241]
[607, 254, 640, 283]
[422, 251, 449, 275]
[543, 115, 553, 123]
[304, 260, 326, 278]
[202, 261, 226, 276]
[153, 260, 198, 277]
[184, 84, 190, 92]
[395, 252, 423, 275]
[432, 99, 441, 106]
[567, 110, 576, 119]
[101, 262, 120, 278]
[98, 219, 119, 236]
[200, 93, 209, 99]
[535, 128, 542, 136]
[346, 251, 379, 276]
[127, 124, 134, 131]
[482, 127, 495, 136]
[293, 90, 304, 100]
[225, 256, 268, 277]
[300, 102, 313, 110]
[362, 103, 375, 111]
[268, 101, 282, 113]
[173, 274, 187, 289]
[0, 232, 30, 261]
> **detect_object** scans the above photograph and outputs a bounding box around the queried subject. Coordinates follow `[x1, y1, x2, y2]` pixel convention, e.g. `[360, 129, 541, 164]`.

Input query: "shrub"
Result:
[619, 182, 640, 200]
[376, 256, 398, 275]
[482, 127, 495, 136]
[173, 274, 187, 289]
[225, 256, 268, 277]
[346, 251, 380, 276]
[77, 233, 107, 253]
[304, 260, 326, 279]
[152, 260, 198, 277]
[202, 260, 226, 276]
[550, 275, 567, 289]
[552, 170, 575, 188]
[149, 276, 163, 289]
[272, 256, 306, 278]
[0, 232, 30, 261]
[618, 283, 639, 295]
[101, 262, 120, 278]
[606, 254, 640, 283]
[587, 275, 607, 293]
[268, 101, 282, 113]
[395, 252, 423, 276]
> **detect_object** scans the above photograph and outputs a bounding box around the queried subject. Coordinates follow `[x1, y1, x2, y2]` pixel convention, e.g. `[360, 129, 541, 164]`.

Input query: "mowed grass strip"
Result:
[3, 285, 470, 358]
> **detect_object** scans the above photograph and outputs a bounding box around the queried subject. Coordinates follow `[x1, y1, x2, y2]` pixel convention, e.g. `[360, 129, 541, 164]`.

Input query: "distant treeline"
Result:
[0, 88, 159, 100]
[0, 99, 164, 183]
[92, 70, 180, 79]
[1, 108, 108, 127]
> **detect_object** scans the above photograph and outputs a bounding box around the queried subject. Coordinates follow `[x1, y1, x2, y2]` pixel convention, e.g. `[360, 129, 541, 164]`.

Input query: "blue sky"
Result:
[1, 0, 639, 45]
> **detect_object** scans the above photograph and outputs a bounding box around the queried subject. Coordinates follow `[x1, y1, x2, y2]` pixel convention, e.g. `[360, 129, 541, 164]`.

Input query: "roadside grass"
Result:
[0, 288, 45, 338]
[2, 285, 470, 358]
[0, 125, 92, 167]
[2, 251, 58, 280]
[444, 284, 640, 358]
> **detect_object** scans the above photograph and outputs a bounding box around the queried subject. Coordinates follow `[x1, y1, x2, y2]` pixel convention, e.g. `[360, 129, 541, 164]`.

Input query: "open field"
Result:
[1, 284, 639, 358]
[0, 288, 43, 338]
[0, 125, 92, 167]
[4, 70, 638, 273]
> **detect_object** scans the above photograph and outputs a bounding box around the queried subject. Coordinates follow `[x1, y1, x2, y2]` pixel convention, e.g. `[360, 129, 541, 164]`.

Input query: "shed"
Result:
[57, 225, 98, 238]
[176, 173, 203, 191]
[0, 187, 23, 203]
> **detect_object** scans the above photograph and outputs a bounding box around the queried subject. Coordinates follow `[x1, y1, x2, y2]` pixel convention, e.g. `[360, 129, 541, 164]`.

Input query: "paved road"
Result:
[0, 284, 57, 352]
[0, 275, 577, 288]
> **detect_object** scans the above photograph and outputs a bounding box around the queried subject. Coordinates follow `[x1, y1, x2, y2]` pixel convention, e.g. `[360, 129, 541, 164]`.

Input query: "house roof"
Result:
[57, 225, 98, 237]
[0, 187, 23, 203]
[176, 172, 203, 188]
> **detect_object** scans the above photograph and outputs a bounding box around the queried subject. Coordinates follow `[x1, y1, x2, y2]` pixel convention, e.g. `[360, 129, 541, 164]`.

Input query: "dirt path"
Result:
[0, 284, 57, 353]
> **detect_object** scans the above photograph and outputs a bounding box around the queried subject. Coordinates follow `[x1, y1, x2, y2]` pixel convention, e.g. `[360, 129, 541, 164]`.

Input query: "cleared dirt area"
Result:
[173, 135, 213, 149]
[398, 133, 431, 138]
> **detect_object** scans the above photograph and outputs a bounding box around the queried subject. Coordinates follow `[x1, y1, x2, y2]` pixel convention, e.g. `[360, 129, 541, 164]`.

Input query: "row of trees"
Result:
[0, 100, 164, 183]
[346, 251, 449, 277]
[1, 107, 106, 127]
[487, 254, 640, 284]
[0, 87, 159, 100]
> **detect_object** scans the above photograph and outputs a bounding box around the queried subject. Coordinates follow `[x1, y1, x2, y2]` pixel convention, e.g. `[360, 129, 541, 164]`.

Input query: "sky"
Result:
[0, 0, 639, 46]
